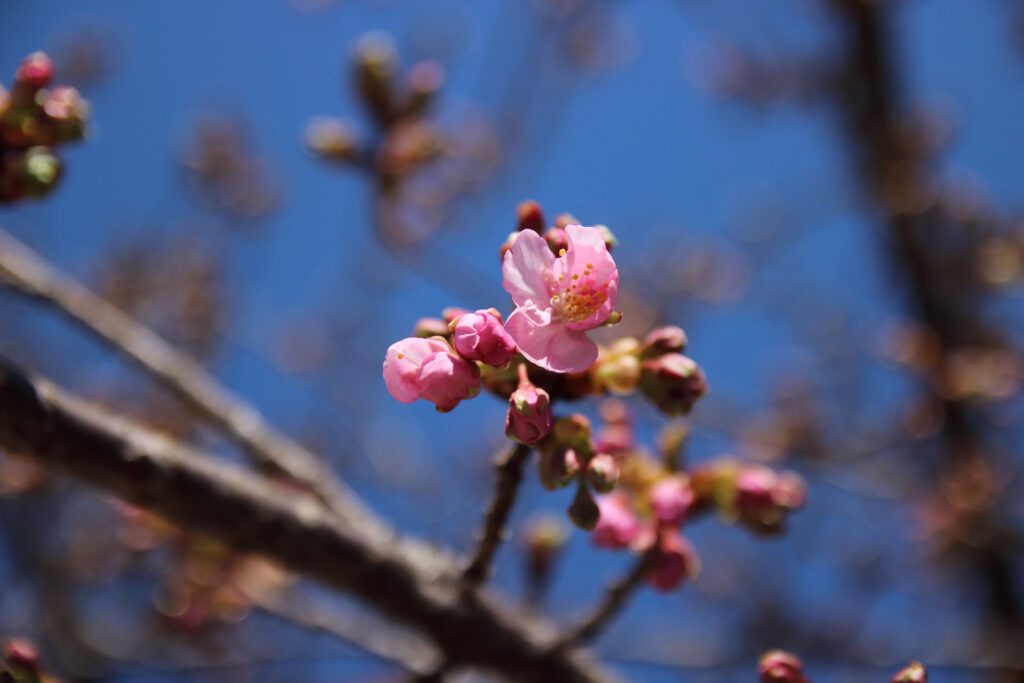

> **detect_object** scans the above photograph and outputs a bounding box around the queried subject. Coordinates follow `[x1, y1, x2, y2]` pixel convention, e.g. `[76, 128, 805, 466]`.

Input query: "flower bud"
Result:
[645, 530, 698, 591]
[736, 466, 777, 515]
[537, 446, 579, 490]
[552, 414, 592, 451]
[442, 307, 469, 325]
[499, 231, 517, 260]
[506, 370, 553, 445]
[353, 32, 398, 124]
[594, 224, 618, 250]
[453, 308, 517, 367]
[594, 338, 641, 395]
[553, 212, 579, 229]
[412, 317, 450, 338]
[758, 650, 808, 683]
[3, 638, 41, 679]
[379, 120, 443, 176]
[305, 116, 360, 163]
[586, 453, 619, 493]
[892, 661, 926, 683]
[15, 52, 53, 90]
[404, 60, 444, 118]
[639, 353, 708, 416]
[383, 337, 480, 412]
[567, 481, 600, 530]
[523, 516, 568, 577]
[641, 325, 688, 357]
[516, 200, 545, 233]
[2, 147, 63, 202]
[592, 493, 640, 549]
[649, 475, 693, 526]
[42, 86, 88, 143]
[542, 226, 567, 254]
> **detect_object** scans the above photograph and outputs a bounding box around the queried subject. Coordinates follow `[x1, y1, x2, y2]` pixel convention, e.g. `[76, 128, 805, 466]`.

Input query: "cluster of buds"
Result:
[585, 402, 700, 591]
[691, 460, 806, 535]
[2, 639, 57, 683]
[758, 650, 809, 683]
[0, 52, 89, 203]
[384, 307, 518, 412]
[305, 33, 446, 179]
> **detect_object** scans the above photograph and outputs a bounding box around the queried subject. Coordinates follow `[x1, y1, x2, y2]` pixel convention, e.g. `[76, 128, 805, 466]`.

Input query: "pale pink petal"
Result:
[417, 351, 480, 412]
[502, 230, 555, 307]
[505, 304, 598, 373]
[559, 225, 618, 331]
[383, 337, 453, 403]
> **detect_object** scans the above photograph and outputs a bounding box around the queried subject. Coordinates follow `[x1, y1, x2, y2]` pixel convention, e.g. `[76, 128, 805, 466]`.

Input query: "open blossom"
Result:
[452, 309, 517, 366]
[502, 225, 618, 373]
[383, 337, 479, 412]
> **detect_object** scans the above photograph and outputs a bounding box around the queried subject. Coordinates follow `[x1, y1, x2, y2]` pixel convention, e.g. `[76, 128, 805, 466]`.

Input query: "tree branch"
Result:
[557, 549, 656, 649]
[0, 357, 618, 683]
[461, 443, 531, 587]
[0, 228, 368, 528]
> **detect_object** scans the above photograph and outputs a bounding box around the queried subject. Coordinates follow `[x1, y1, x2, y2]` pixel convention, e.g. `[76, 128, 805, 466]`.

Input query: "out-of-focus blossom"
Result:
[645, 530, 698, 592]
[891, 661, 927, 683]
[639, 353, 707, 416]
[592, 493, 641, 549]
[758, 650, 808, 683]
[586, 453, 620, 493]
[649, 475, 693, 526]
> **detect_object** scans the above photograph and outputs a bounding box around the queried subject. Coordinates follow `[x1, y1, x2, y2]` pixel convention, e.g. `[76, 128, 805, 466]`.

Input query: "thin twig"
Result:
[557, 547, 657, 649]
[0, 356, 618, 683]
[0, 228, 371, 529]
[461, 443, 532, 587]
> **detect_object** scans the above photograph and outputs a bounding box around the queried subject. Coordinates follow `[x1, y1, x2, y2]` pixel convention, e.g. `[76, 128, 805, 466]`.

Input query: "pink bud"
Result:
[758, 650, 808, 683]
[892, 661, 926, 683]
[639, 353, 708, 416]
[516, 200, 545, 233]
[592, 494, 640, 550]
[586, 453, 619, 493]
[649, 475, 694, 526]
[641, 325, 688, 357]
[442, 307, 469, 325]
[772, 471, 807, 509]
[15, 52, 53, 90]
[506, 384, 553, 445]
[453, 309, 517, 366]
[645, 530, 698, 591]
[736, 466, 778, 514]
[538, 447, 579, 490]
[383, 337, 480, 412]
[412, 317, 450, 338]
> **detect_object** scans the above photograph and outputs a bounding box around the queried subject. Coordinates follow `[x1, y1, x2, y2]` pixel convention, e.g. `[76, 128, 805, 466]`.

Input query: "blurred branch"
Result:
[0, 357, 618, 683]
[556, 547, 657, 649]
[0, 228, 370, 530]
[461, 443, 531, 588]
[249, 585, 442, 677]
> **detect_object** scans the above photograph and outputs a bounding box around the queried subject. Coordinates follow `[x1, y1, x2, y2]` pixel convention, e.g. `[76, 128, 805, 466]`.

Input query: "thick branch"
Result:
[0, 228, 367, 527]
[0, 357, 617, 683]
[461, 444, 531, 587]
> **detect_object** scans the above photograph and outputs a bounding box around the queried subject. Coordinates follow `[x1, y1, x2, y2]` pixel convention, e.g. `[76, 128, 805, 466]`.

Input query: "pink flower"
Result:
[452, 309, 517, 367]
[645, 530, 698, 592]
[502, 225, 618, 373]
[383, 337, 480, 412]
[506, 376, 553, 445]
[649, 475, 694, 527]
[592, 494, 640, 550]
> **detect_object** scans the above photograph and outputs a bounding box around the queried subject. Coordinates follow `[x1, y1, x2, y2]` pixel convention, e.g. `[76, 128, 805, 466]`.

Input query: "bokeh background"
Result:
[2, 0, 1024, 680]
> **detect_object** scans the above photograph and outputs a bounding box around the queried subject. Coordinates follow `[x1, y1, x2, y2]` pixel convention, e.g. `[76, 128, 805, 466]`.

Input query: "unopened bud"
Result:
[567, 481, 599, 530]
[641, 325, 688, 357]
[595, 338, 641, 395]
[506, 368, 553, 445]
[552, 414, 593, 456]
[404, 60, 444, 117]
[15, 52, 53, 90]
[3, 638, 40, 678]
[353, 32, 398, 123]
[542, 226, 567, 254]
[412, 317, 449, 338]
[515, 200, 545, 233]
[523, 516, 569, 576]
[646, 530, 699, 591]
[442, 307, 469, 325]
[649, 475, 693, 526]
[42, 86, 88, 143]
[758, 650, 807, 683]
[892, 661, 926, 683]
[639, 353, 707, 416]
[553, 213, 579, 229]
[305, 117, 360, 163]
[538, 446, 579, 490]
[594, 224, 618, 250]
[586, 453, 619, 493]
[454, 309, 517, 367]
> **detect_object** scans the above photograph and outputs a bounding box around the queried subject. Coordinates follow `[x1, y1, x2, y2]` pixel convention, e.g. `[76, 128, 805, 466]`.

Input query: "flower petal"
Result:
[505, 304, 598, 373]
[502, 230, 555, 307]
